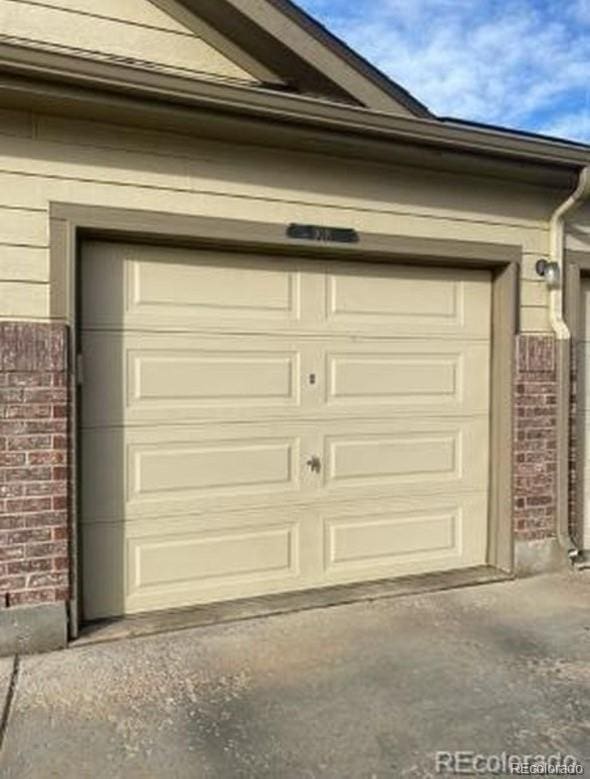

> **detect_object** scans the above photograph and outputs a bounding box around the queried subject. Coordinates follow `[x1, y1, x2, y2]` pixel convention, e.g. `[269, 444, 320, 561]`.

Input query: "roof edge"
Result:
[0, 42, 586, 171]
[442, 116, 590, 153]
[178, 0, 428, 115]
[263, 0, 432, 117]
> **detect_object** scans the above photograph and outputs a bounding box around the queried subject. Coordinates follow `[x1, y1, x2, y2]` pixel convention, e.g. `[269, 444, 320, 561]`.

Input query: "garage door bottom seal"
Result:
[72, 565, 512, 648]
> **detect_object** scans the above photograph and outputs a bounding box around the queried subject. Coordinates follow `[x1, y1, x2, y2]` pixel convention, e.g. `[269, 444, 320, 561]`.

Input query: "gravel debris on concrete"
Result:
[0, 572, 589, 778]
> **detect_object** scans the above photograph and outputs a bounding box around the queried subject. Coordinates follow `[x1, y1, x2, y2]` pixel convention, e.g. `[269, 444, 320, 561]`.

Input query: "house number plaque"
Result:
[287, 224, 360, 243]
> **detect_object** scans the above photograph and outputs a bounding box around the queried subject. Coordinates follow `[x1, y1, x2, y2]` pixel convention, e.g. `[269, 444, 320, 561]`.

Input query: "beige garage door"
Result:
[580, 278, 590, 550]
[80, 241, 492, 619]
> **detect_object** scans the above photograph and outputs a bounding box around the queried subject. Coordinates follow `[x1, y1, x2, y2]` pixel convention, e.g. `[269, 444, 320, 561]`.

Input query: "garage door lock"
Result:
[306, 456, 322, 474]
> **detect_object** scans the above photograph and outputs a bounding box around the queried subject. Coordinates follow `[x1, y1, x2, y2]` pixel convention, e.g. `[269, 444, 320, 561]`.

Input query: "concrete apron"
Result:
[0, 657, 16, 753]
[75, 565, 509, 647]
[0, 567, 509, 655]
[0, 659, 13, 704]
[0, 572, 589, 778]
[0, 603, 67, 656]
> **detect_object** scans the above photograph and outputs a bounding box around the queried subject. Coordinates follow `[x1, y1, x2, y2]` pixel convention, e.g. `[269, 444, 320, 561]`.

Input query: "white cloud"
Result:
[300, 0, 590, 143]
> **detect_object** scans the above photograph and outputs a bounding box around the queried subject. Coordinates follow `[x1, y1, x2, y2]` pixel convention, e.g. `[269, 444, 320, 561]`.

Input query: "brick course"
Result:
[0, 323, 69, 609]
[513, 335, 558, 541]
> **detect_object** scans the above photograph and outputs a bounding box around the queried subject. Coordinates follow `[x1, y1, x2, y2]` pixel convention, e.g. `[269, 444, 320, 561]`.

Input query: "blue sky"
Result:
[298, 0, 590, 143]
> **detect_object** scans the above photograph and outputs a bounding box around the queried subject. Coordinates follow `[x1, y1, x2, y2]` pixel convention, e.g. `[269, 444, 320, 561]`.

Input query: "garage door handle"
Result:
[306, 456, 322, 474]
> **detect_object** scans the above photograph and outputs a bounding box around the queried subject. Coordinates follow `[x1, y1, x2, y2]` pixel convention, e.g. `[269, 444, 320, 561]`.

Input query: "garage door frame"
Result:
[49, 203, 519, 638]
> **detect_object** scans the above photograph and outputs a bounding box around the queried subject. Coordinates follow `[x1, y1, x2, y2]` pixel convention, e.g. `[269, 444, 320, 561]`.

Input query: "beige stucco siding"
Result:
[0, 108, 588, 330]
[0, 0, 258, 82]
[11, 0, 190, 29]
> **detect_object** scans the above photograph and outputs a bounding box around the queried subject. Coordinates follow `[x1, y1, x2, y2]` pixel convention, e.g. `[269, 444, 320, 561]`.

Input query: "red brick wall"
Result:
[513, 335, 558, 541]
[0, 323, 70, 609]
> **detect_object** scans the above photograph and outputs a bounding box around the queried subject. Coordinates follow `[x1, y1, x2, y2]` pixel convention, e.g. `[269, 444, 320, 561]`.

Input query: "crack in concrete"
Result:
[0, 657, 19, 755]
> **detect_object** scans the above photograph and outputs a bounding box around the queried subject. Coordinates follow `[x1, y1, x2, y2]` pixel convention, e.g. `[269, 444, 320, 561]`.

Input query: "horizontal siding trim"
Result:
[521, 280, 547, 307]
[0, 116, 556, 231]
[0, 280, 48, 318]
[4, 0, 200, 36]
[0, 168, 551, 242]
[0, 0, 255, 82]
[36, 116, 558, 228]
[0, 35, 258, 85]
[0, 187, 547, 254]
[0, 208, 48, 247]
[0, 246, 49, 282]
[520, 306, 550, 333]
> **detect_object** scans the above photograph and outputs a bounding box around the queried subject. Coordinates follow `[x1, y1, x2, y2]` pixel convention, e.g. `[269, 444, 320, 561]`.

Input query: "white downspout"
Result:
[548, 167, 590, 340]
[547, 166, 590, 561]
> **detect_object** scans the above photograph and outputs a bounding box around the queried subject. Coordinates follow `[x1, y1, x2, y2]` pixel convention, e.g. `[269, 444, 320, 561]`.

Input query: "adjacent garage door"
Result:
[80, 241, 492, 620]
[580, 278, 590, 551]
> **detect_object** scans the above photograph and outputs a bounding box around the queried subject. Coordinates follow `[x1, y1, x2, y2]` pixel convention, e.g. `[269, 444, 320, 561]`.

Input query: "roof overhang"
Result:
[168, 0, 432, 116]
[0, 40, 586, 188]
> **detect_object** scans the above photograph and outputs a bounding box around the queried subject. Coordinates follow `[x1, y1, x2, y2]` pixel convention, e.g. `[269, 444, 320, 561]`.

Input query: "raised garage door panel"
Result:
[82, 244, 303, 331]
[329, 268, 459, 327]
[83, 508, 317, 617]
[81, 418, 485, 522]
[81, 241, 492, 619]
[321, 493, 487, 578]
[81, 244, 486, 337]
[82, 423, 311, 522]
[323, 418, 487, 493]
[81, 334, 488, 426]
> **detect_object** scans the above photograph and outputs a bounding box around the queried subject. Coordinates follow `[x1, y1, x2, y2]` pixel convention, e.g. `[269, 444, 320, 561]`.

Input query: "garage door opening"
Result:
[79, 241, 492, 621]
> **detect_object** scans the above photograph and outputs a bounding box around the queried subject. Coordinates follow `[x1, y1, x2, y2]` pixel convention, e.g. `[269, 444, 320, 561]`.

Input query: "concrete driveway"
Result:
[0, 572, 589, 778]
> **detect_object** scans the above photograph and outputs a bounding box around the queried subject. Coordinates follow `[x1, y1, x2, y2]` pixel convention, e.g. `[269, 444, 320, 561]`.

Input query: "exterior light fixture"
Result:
[535, 258, 561, 289]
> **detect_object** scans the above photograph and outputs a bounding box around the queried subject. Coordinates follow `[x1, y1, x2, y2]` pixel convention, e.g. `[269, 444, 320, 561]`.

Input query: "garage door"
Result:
[80, 241, 491, 620]
[580, 278, 590, 550]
